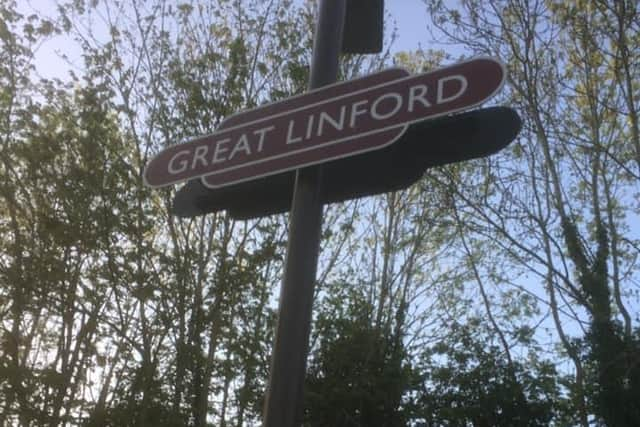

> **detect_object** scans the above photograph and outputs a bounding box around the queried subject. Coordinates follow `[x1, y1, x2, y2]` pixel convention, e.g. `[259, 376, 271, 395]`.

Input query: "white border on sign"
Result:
[143, 67, 408, 188]
[143, 56, 506, 188]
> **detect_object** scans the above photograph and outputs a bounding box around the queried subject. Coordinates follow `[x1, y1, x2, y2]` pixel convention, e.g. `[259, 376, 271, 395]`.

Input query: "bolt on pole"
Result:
[261, 1, 346, 427]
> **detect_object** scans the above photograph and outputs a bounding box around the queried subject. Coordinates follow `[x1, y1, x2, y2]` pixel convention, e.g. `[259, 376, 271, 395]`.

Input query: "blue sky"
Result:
[19, 0, 437, 81]
[387, 0, 432, 51]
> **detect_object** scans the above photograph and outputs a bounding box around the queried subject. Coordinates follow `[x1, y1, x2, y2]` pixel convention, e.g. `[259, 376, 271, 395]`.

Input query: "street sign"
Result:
[143, 57, 506, 189]
[144, 68, 407, 188]
[172, 106, 521, 219]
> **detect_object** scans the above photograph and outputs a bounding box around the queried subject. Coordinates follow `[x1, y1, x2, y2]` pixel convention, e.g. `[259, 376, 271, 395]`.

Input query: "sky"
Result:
[18, 0, 437, 81]
[387, 0, 432, 51]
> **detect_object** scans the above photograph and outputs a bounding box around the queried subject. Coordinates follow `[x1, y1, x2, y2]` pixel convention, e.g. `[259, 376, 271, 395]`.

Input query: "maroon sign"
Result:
[203, 68, 408, 188]
[143, 57, 505, 188]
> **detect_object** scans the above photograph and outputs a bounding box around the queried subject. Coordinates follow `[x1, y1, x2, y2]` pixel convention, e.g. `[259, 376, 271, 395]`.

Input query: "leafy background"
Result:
[1, 0, 639, 426]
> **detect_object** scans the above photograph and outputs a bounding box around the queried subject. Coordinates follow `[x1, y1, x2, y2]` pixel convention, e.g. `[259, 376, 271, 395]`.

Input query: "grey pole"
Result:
[262, 1, 346, 426]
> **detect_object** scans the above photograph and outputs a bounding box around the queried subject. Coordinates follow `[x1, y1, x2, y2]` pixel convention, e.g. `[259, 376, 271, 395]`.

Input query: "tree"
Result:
[416, 318, 559, 427]
[423, 0, 640, 424]
[58, 1, 309, 424]
[305, 281, 419, 427]
[0, 9, 152, 420]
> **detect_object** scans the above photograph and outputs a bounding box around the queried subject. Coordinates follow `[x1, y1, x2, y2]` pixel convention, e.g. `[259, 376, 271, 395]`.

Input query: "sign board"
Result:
[143, 57, 506, 189]
[172, 106, 521, 219]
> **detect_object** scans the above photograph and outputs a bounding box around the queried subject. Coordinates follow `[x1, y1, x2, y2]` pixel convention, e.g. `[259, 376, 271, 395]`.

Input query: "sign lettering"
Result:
[144, 57, 505, 188]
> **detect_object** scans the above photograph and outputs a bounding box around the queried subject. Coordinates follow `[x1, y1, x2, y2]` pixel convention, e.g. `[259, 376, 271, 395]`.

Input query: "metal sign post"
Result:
[261, 2, 345, 426]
